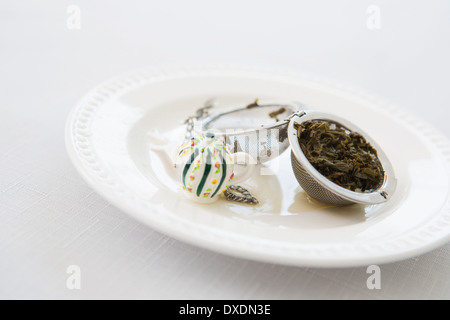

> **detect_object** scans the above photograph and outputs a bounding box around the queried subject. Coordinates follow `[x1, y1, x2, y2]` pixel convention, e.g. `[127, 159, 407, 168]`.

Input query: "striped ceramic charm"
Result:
[175, 134, 236, 203]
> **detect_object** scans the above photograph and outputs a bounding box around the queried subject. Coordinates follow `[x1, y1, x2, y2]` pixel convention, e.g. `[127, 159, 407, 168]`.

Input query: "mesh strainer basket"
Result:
[288, 111, 397, 205]
[196, 102, 396, 205]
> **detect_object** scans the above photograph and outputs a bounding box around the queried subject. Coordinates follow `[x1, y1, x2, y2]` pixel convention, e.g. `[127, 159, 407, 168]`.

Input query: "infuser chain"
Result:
[184, 100, 216, 140]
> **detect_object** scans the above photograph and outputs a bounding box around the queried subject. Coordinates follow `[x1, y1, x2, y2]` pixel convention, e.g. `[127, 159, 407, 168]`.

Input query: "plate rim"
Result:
[65, 64, 450, 267]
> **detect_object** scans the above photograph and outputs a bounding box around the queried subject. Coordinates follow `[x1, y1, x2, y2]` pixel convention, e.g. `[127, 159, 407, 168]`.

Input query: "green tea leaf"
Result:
[295, 120, 384, 192]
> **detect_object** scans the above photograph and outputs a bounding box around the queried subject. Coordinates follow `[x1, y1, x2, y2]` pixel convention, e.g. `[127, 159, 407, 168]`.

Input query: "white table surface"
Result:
[1, 0, 449, 300]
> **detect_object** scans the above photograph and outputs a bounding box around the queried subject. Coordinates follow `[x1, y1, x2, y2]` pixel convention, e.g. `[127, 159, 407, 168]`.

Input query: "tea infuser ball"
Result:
[287, 111, 397, 205]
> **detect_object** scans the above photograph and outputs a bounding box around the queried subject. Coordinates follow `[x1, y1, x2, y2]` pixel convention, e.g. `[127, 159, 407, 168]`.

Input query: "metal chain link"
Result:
[184, 117, 196, 140]
[183, 104, 212, 140]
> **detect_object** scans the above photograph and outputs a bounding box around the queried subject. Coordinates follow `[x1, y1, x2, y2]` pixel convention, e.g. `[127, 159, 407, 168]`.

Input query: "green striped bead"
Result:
[175, 135, 236, 203]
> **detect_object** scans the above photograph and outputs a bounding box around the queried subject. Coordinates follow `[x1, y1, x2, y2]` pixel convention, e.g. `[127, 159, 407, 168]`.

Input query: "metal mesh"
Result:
[291, 152, 353, 206]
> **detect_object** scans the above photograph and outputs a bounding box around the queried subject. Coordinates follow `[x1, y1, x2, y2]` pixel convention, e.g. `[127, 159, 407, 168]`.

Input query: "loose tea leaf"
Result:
[269, 107, 286, 121]
[246, 99, 286, 122]
[246, 98, 260, 109]
[295, 120, 384, 192]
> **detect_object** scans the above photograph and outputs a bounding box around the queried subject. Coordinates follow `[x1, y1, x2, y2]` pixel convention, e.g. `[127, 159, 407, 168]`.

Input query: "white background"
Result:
[0, 0, 449, 299]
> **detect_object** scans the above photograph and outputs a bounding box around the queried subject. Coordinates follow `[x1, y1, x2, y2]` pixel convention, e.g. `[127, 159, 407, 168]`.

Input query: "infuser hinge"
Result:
[285, 110, 306, 122]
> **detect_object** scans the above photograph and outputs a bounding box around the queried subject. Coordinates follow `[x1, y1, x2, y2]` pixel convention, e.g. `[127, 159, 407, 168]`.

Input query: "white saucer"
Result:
[66, 64, 450, 267]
